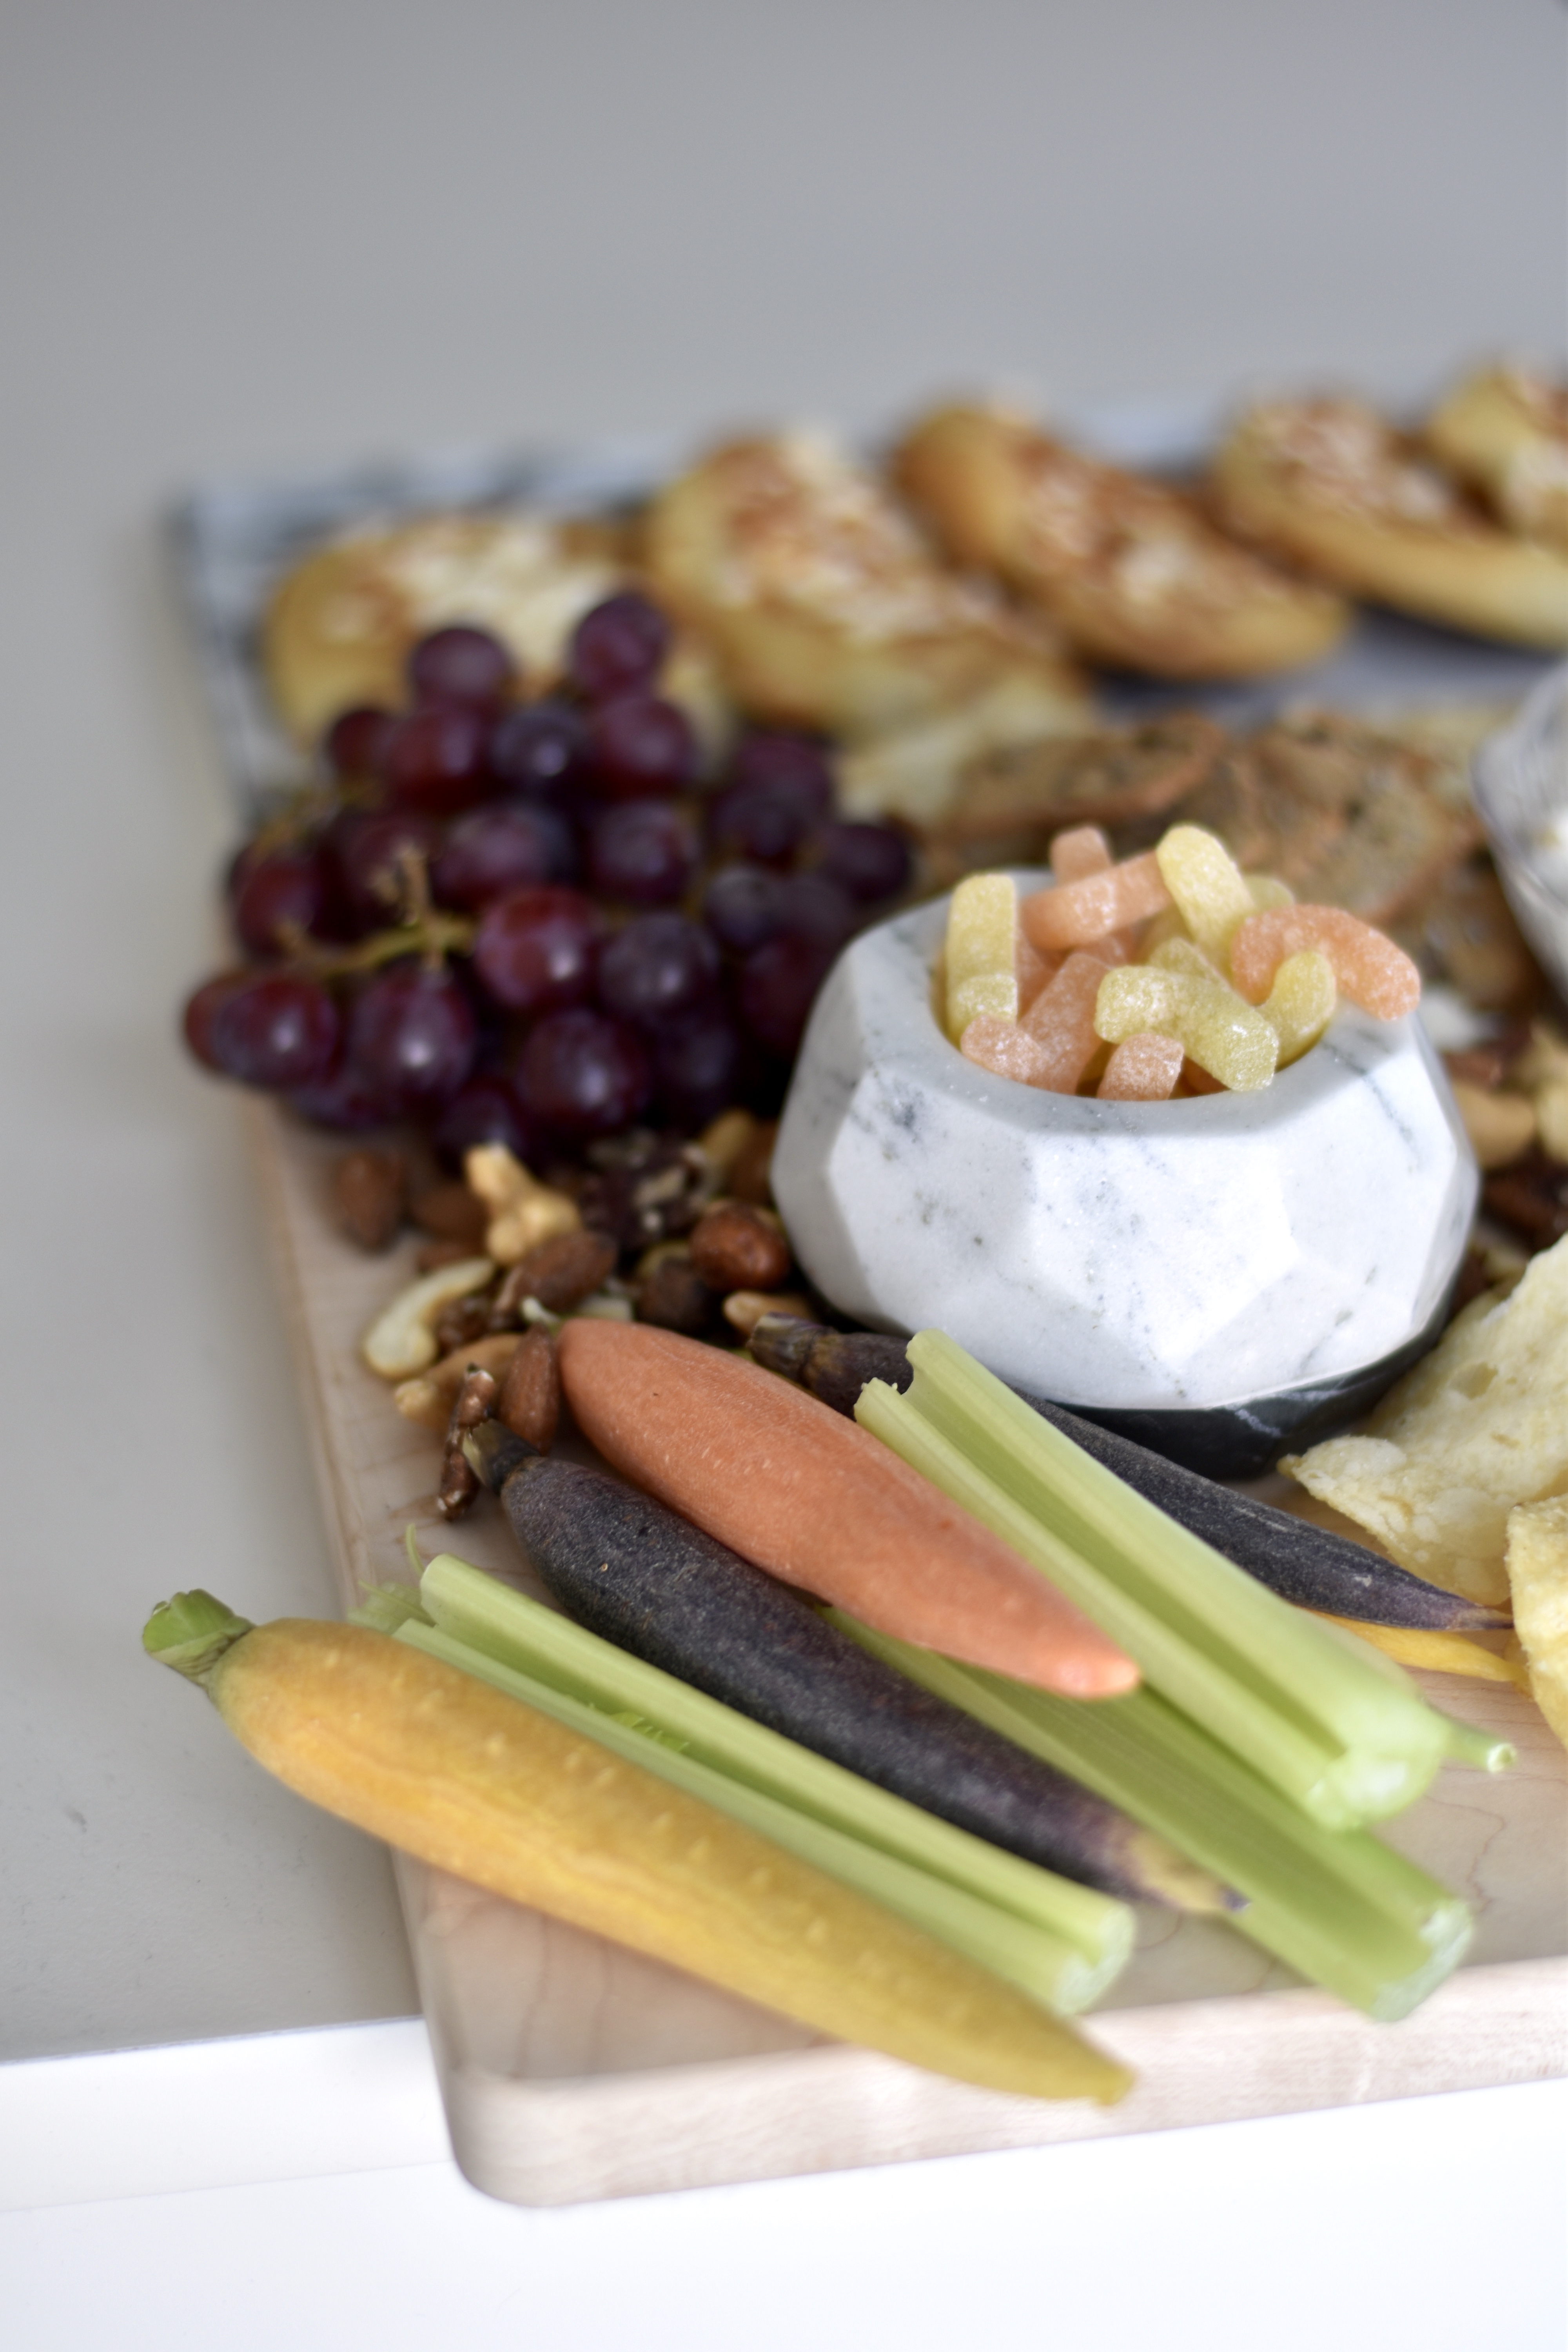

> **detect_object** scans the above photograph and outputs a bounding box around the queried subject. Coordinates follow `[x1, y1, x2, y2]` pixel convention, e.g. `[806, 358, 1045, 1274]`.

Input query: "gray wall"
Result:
[5, 0, 1565, 477]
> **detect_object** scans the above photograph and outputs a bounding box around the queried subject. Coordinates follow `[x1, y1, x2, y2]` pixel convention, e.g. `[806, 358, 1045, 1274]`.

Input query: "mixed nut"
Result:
[340, 1109, 822, 1516]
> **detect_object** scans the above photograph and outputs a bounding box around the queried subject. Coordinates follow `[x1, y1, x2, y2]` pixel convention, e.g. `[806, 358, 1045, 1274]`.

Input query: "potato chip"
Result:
[1504, 1497, 1568, 1749]
[1281, 1234, 1568, 1609]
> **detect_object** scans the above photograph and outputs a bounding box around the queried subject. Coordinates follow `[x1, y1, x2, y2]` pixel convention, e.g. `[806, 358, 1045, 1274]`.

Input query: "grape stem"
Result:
[278, 849, 475, 981]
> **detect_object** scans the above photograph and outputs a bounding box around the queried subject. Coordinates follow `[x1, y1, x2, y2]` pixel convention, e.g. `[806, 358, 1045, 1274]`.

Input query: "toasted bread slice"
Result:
[1252, 717, 1479, 925]
[894, 404, 1349, 679]
[642, 432, 1089, 753]
[920, 714, 1222, 884]
[946, 714, 1222, 842]
[1425, 365, 1568, 552]
[1212, 398, 1568, 648]
[263, 512, 628, 743]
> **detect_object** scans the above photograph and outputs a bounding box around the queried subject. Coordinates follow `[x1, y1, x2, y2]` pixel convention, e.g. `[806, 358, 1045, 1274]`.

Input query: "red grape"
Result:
[382, 704, 493, 815]
[654, 1007, 742, 1126]
[232, 846, 328, 956]
[211, 972, 341, 1090]
[814, 819, 911, 902]
[488, 698, 590, 799]
[514, 1009, 652, 1139]
[430, 1074, 535, 1172]
[597, 913, 719, 1029]
[288, 1055, 397, 1131]
[706, 782, 811, 866]
[587, 800, 697, 904]
[772, 871, 857, 946]
[407, 624, 515, 708]
[472, 886, 602, 1014]
[324, 704, 397, 779]
[181, 972, 245, 1072]
[738, 933, 837, 1059]
[588, 694, 698, 800]
[347, 962, 477, 1113]
[730, 731, 835, 817]
[432, 803, 570, 911]
[330, 810, 445, 926]
[701, 862, 782, 954]
[569, 592, 671, 702]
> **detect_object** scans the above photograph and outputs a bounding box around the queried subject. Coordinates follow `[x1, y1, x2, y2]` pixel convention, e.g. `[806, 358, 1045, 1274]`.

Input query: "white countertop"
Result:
[2, 0, 1564, 2338]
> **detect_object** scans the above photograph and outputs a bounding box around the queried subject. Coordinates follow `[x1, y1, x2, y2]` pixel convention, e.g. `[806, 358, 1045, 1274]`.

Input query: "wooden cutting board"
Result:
[246, 1098, 1568, 2207]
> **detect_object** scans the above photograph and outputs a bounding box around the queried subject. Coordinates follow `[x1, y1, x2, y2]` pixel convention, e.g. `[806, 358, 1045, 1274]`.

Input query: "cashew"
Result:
[1534, 1076, 1568, 1162]
[1510, 1020, 1568, 1093]
[696, 1107, 760, 1181]
[1448, 1081, 1536, 1172]
[463, 1144, 581, 1265]
[361, 1256, 495, 1380]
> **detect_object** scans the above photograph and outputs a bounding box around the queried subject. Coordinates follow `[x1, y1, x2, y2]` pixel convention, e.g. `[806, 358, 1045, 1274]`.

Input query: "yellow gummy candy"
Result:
[1094, 965, 1279, 1093]
[1247, 873, 1294, 913]
[1150, 935, 1225, 984]
[1155, 825, 1256, 962]
[1136, 904, 1194, 960]
[946, 873, 1018, 1041]
[1260, 949, 1337, 1066]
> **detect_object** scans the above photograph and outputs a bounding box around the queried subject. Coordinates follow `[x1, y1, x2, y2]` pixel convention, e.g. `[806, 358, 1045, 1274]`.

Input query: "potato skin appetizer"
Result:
[1211, 397, 1568, 649]
[643, 430, 1089, 744]
[895, 403, 1348, 681]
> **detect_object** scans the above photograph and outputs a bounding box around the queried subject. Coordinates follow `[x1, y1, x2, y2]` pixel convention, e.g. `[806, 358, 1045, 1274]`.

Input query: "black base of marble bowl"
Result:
[1044, 1285, 1457, 1482]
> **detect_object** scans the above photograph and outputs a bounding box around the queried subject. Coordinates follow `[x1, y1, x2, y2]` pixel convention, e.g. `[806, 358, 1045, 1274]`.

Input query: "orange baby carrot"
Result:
[555, 1321, 1139, 1699]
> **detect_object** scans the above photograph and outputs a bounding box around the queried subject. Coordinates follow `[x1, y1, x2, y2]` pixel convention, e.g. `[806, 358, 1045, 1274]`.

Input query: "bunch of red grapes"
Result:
[182, 591, 912, 1168]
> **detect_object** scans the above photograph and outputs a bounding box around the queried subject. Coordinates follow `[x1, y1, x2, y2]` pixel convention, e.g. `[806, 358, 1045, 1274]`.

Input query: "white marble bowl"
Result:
[772, 889, 1478, 1477]
[1472, 660, 1568, 1002]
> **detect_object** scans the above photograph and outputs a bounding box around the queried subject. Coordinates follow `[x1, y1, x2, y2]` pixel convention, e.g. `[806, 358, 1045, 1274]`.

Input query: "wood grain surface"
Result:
[246, 1098, 1568, 2207]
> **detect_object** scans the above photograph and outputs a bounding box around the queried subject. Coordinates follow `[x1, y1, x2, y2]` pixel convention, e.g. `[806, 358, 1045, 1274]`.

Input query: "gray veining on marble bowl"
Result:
[772, 888, 1479, 1478]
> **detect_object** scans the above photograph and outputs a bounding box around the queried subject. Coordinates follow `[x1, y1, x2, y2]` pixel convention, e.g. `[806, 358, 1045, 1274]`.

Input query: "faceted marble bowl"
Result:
[772, 890, 1478, 1479]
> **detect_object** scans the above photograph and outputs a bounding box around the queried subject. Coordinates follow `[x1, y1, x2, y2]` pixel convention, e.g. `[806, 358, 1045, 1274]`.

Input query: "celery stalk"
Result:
[833, 1612, 1472, 2022]
[396, 1616, 1122, 2014]
[857, 1331, 1481, 1828]
[414, 1552, 1132, 1981]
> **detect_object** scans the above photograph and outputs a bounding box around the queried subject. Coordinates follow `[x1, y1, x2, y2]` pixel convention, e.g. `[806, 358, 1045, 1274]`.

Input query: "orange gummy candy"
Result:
[1050, 826, 1114, 884]
[1016, 929, 1062, 1013]
[1022, 851, 1171, 954]
[1229, 906, 1420, 1020]
[1021, 951, 1111, 1092]
[960, 1015, 1054, 1085]
[1098, 1033, 1185, 1102]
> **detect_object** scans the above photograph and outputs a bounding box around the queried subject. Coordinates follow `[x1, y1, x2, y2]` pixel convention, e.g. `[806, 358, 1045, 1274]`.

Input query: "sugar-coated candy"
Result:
[1155, 824, 1256, 962]
[960, 1014, 1053, 1086]
[1229, 905, 1420, 1020]
[1248, 874, 1295, 913]
[1260, 949, 1338, 1065]
[1020, 951, 1111, 1092]
[945, 872, 1019, 1040]
[1050, 826, 1114, 884]
[1094, 965, 1279, 1093]
[1097, 1032, 1185, 1101]
[1022, 850, 1170, 953]
[1016, 928, 1061, 1012]
[1150, 935, 1225, 984]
